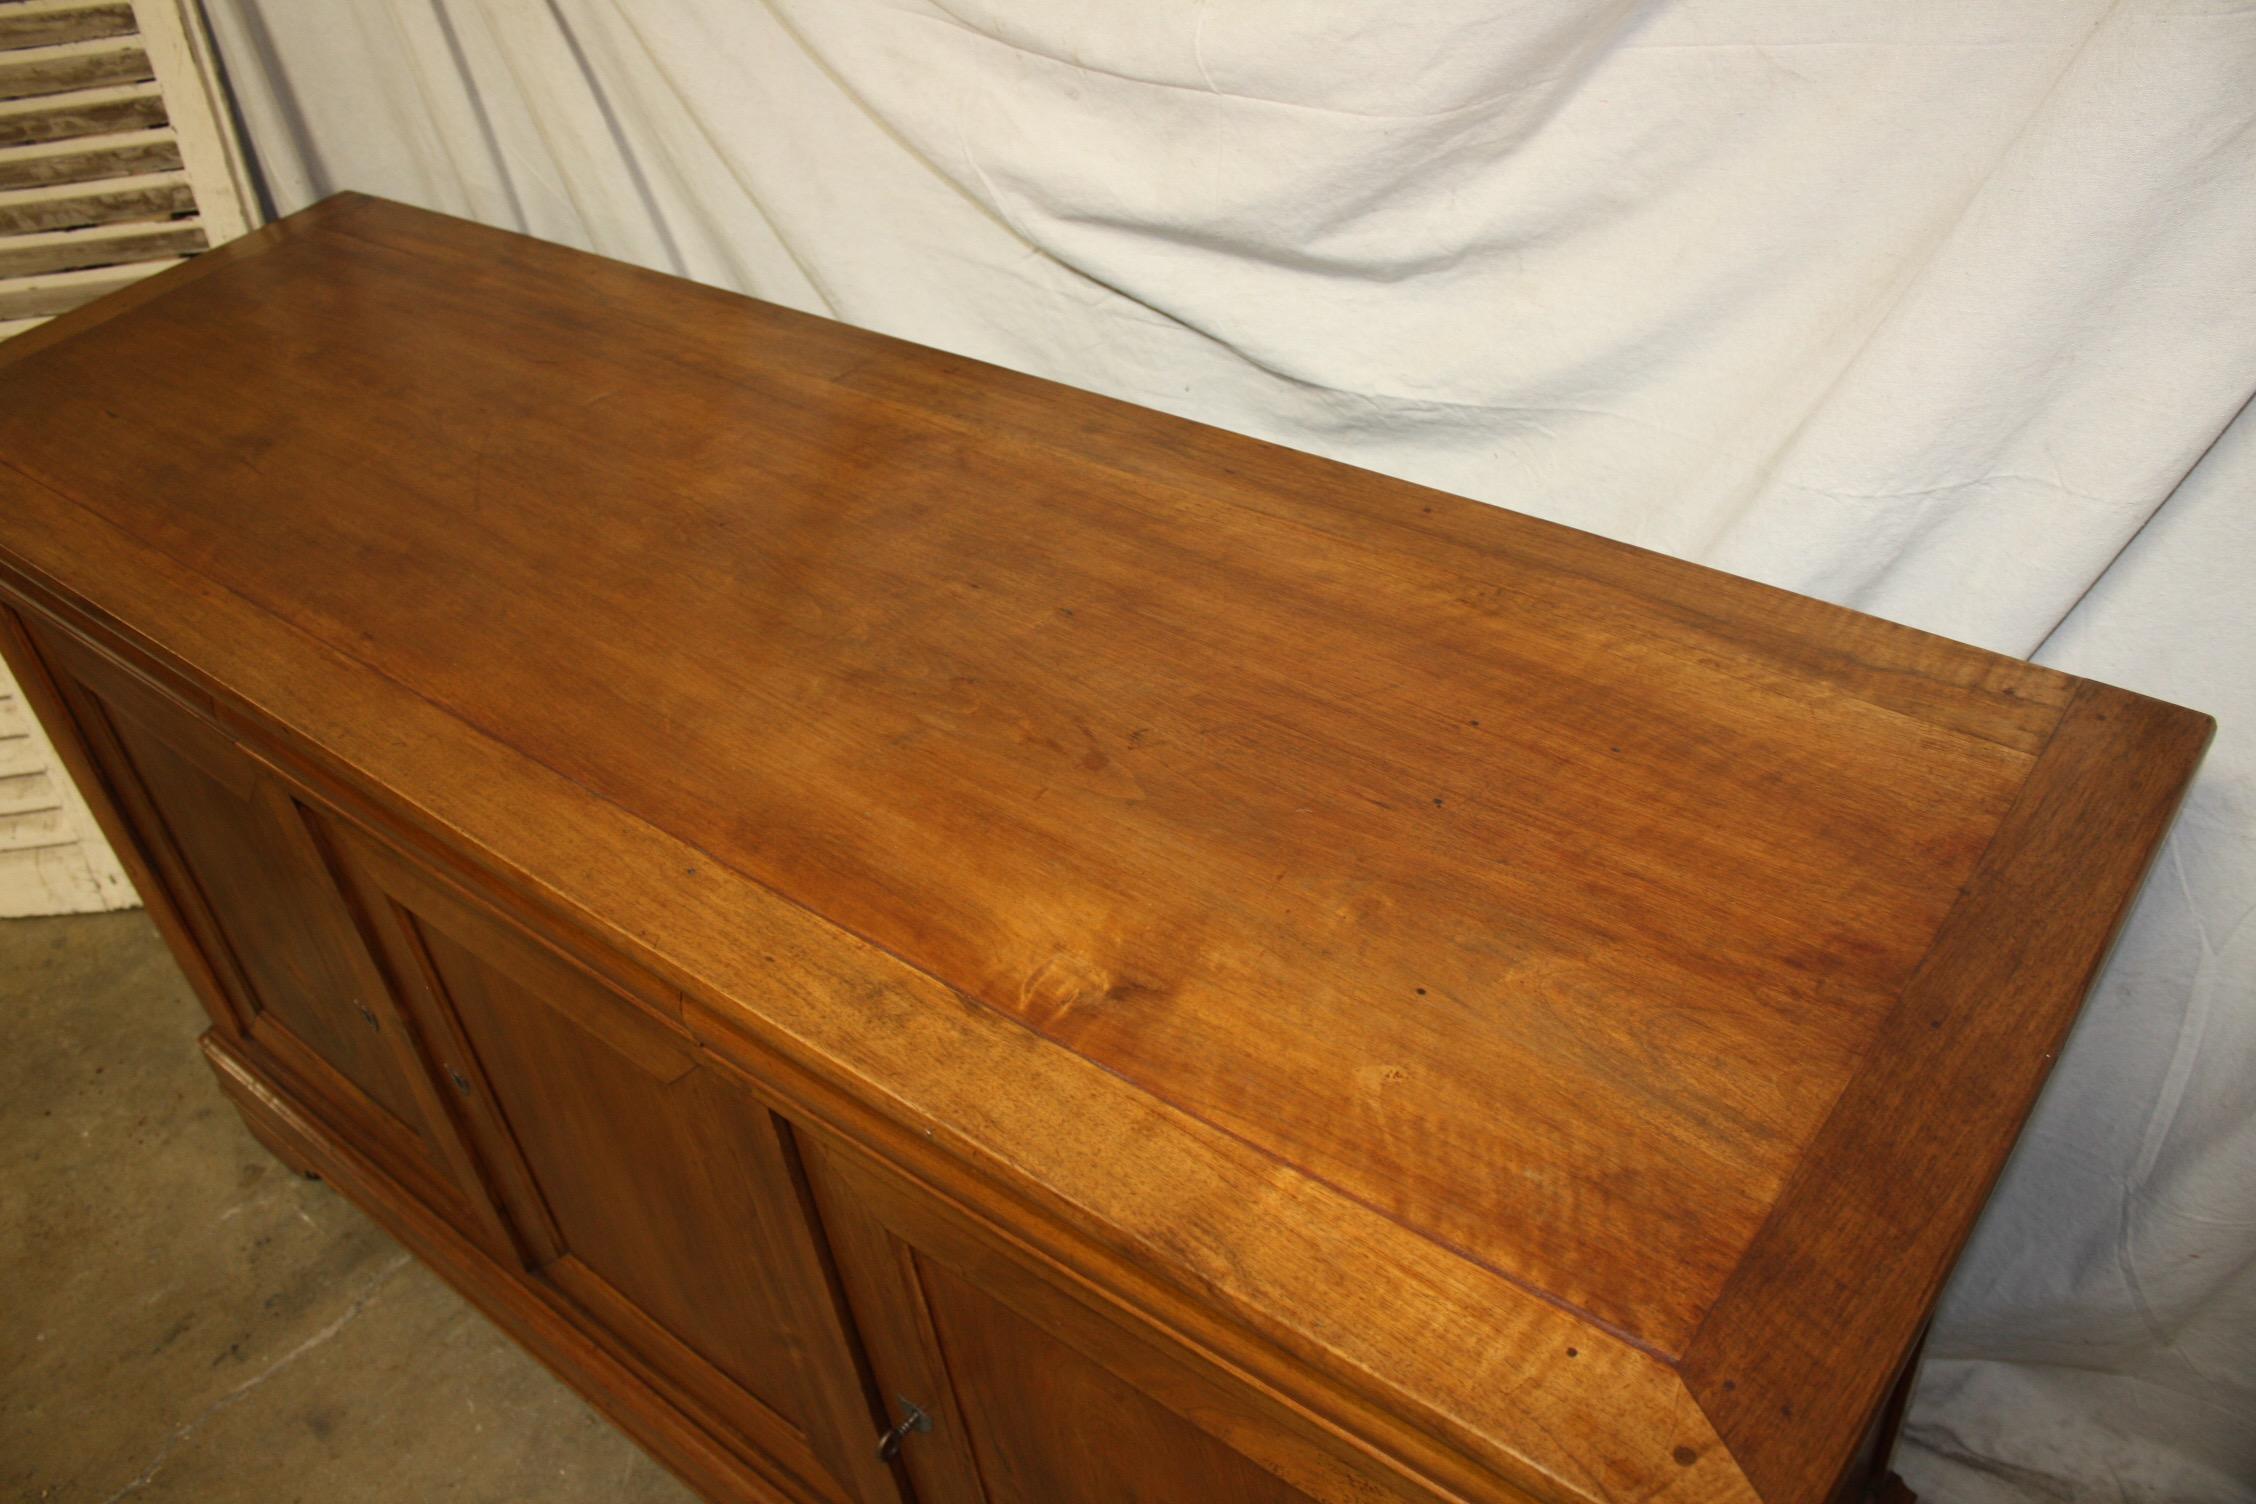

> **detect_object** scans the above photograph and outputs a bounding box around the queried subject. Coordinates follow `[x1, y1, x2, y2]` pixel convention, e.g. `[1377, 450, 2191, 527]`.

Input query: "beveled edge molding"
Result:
[0, 600, 235, 1019]
[1680, 680, 2214, 1503]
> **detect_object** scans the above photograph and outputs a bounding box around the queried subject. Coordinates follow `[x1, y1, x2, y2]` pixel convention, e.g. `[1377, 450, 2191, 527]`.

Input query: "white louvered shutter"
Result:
[0, 0, 260, 914]
[0, 669, 135, 914]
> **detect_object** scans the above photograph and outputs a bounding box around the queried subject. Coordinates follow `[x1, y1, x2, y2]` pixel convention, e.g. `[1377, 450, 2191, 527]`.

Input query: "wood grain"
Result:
[326, 820, 904, 1504]
[326, 201, 2073, 759]
[0, 193, 2210, 1504]
[0, 193, 2047, 1353]
[26, 617, 446, 1132]
[0, 600, 239, 1031]
[0, 437, 1752, 1504]
[919, 1255, 1322, 1504]
[798, 1125, 1483, 1504]
[32, 616, 549, 1234]
[0, 170, 330, 368]
[1681, 682, 2211, 1501]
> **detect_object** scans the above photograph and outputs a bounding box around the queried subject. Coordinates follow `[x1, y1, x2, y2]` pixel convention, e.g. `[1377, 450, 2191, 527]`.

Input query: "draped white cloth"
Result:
[201, 3, 2256, 1496]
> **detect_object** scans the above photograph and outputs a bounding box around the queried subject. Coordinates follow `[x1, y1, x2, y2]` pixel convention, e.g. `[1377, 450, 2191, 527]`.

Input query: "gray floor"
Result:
[0, 909, 699, 1503]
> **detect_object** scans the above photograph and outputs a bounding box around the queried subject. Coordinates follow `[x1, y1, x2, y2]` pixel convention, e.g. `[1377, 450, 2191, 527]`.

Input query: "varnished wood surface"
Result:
[0, 189, 2039, 1340]
[329, 823, 897, 1504]
[1682, 681, 2216, 1500]
[0, 194, 2210, 1503]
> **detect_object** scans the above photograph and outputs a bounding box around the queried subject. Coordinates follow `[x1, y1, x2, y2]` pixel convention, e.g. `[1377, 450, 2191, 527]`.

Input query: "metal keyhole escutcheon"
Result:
[875, 1396, 932, 1462]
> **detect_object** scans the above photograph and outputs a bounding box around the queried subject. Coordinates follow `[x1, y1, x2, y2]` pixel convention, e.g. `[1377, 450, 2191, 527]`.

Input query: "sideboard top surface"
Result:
[0, 195, 2210, 1504]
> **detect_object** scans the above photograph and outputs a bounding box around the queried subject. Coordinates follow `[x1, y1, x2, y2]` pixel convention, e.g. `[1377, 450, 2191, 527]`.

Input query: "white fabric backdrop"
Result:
[200, 2, 2256, 1496]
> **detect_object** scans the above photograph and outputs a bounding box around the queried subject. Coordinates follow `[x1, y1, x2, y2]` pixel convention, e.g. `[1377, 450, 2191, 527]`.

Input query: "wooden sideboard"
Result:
[0, 193, 2211, 1504]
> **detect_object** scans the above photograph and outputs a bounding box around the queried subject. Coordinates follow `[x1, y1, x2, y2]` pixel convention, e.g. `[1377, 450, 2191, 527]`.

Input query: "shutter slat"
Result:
[0, 168, 189, 230]
[0, 804, 68, 848]
[0, 128, 181, 189]
[0, 766, 62, 809]
[0, 212, 202, 274]
[0, 4, 136, 54]
[0, 41, 150, 101]
[0, 81, 166, 147]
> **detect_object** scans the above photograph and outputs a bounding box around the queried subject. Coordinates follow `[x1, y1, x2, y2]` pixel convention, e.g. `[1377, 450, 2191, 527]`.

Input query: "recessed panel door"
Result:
[802, 1135, 1343, 1504]
[328, 826, 901, 1504]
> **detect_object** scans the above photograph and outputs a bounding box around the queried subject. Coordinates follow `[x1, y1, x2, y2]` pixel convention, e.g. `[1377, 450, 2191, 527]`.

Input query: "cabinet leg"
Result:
[203, 1032, 325, 1181]
[240, 1101, 325, 1180]
[1868, 1324, 1926, 1495]
[1827, 1323, 1925, 1504]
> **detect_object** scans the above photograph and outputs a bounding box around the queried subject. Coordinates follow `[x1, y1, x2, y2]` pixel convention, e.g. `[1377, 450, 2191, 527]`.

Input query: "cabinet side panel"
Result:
[6, 599, 510, 1252]
[109, 712, 427, 1122]
[0, 601, 243, 1032]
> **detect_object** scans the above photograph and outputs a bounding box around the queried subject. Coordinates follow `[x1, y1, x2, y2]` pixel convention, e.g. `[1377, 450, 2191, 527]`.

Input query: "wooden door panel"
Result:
[925, 1259, 1317, 1504]
[413, 915, 809, 1414]
[803, 1138, 1343, 1504]
[26, 624, 436, 1142]
[329, 827, 900, 1504]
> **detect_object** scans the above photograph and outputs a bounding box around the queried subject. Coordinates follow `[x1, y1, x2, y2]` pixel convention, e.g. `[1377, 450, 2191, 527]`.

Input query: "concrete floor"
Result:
[0, 909, 700, 1503]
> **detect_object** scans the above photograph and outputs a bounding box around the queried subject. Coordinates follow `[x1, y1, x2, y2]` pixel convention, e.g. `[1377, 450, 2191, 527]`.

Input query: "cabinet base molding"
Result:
[200, 1033, 813, 1504]
[208, 1019, 1926, 1504]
